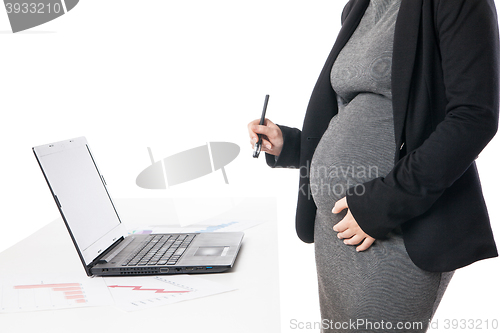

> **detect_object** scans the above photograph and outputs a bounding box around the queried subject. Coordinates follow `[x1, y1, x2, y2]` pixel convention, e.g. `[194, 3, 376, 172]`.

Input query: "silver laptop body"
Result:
[33, 137, 243, 276]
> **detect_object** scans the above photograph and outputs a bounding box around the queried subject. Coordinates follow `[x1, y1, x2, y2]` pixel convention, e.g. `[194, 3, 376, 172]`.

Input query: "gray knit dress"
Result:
[309, 1, 454, 332]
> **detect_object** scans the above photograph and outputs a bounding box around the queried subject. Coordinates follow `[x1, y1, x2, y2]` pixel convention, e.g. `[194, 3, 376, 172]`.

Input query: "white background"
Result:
[1, 1, 499, 332]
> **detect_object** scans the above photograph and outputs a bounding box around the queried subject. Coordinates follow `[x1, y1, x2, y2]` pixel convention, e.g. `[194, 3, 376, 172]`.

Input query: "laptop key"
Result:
[174, 248, 186, 256]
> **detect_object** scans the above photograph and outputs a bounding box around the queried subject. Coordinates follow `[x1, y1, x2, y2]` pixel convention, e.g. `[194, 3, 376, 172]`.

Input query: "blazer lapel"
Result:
[303, 0, 370, 137]
[392, 0, 423, 148]
[320, 0, 370, 80]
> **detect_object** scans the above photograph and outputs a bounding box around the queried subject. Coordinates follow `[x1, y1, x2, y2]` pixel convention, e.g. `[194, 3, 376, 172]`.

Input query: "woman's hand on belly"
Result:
[332, 197, 375, 252]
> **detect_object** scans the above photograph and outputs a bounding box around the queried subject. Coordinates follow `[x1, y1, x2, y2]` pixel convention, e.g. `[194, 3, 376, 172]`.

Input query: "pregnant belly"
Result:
[309, 93, 396, 213]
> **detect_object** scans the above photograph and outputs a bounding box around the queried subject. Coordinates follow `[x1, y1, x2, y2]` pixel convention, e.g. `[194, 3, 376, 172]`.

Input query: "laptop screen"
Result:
[33, 137, 126, 267]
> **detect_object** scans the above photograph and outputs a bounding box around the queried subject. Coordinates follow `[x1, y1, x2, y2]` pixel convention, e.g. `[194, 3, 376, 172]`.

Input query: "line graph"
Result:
[103, 275, 235, 311]
[107, 285, 191, 294]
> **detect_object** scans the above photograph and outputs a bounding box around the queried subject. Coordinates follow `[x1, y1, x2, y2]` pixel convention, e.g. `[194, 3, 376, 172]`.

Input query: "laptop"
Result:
[33, 137, 243, 277]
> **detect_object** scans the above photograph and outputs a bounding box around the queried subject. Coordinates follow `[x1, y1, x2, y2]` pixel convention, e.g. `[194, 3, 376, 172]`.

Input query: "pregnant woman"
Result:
[248, 0, 499, 332]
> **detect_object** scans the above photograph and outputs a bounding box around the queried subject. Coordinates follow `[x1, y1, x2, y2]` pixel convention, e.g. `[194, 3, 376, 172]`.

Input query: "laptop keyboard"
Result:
[122, 234, 196, 266]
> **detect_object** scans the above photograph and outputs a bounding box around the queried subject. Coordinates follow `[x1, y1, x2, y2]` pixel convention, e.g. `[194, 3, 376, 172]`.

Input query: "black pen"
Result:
[253, 94, 270, 158]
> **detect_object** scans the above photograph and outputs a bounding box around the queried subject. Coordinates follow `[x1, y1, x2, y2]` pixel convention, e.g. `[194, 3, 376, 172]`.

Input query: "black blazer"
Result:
[267, 0, 499, 272]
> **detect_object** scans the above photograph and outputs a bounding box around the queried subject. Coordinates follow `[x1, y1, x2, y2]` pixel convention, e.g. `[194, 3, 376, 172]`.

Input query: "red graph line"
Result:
[107, 285, 190, 294]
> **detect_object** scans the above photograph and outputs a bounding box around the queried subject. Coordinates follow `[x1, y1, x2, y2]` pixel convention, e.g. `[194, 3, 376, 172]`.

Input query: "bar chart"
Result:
[0, 277, 113, 313]
[13, 282, 87, 306]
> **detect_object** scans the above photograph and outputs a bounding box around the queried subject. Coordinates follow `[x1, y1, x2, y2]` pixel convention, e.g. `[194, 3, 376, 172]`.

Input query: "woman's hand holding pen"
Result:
[247, 118, 284, 156]
[332, 197, 376, 252]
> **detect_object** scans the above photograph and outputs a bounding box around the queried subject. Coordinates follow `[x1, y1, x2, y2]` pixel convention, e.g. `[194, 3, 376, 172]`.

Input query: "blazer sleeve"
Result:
[265, 125, 301, 168]
[347, 0, 500, 238]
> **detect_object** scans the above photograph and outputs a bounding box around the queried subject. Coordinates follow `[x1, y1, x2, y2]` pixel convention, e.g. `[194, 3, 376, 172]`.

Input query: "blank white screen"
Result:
[38, 143, 121, 260]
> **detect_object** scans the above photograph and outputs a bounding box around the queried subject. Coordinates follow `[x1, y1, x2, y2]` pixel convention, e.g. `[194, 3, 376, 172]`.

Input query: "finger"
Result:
[247, 119, 262, 142]
[333, 210, 353, 232]
[247, 119, 262, 127]
[250, 136, 272, 148]
[356, 237, 376, 252]
[333, 219, 348, 233]
[332, 197, 348, 214]
[263, 118, 276, 127]
[251, 124, 279, 140]
[343, 234, 364, 245]
[337, 227, 355, 239]
[250, 136, 264, 145]
[259, 138, 273, 152]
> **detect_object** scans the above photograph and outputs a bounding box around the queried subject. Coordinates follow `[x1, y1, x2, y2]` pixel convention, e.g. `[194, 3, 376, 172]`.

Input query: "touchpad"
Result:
[194, 246, 228, 256]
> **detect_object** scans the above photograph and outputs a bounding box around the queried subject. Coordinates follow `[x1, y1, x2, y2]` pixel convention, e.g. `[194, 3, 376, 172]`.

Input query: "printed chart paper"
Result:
[0, 275, 113, 313]
[1, 274, 236, 313]
[103, 275, 235, 312]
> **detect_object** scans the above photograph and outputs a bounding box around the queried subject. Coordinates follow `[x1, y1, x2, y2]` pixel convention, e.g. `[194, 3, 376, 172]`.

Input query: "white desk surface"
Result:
[0, 197, 281, 333]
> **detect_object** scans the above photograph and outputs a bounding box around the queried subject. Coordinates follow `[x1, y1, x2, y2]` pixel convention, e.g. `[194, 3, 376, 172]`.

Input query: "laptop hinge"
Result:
[88, 236, 125, 269]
